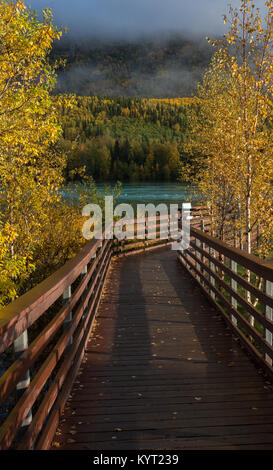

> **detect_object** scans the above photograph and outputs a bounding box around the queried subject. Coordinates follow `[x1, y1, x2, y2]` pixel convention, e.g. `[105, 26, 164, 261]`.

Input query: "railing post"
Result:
[230, 259, 238, 326]
[196, 237, 201, 282]
[145, 222, 149, 248]
[81, 265, 88, 320]
[98, 241, 103, 278]
[119, 239, 124, 254]
[201, 220, 206, 286]
[92, 246, 97, 264]
[265, 280, 273, 366]
[231, 232, 238, 326]
[14, 331, 32, 427]
[81, 265, 88, 276]
[209, 247, 216, 300]
[63, 286, 73, 346]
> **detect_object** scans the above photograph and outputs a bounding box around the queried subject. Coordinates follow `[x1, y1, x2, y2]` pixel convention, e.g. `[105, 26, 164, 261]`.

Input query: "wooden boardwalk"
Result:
[52, 247, 273, 450]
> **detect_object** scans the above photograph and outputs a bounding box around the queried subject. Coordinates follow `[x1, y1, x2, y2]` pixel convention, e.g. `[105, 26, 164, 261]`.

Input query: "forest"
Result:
[58, 95, 198, 181]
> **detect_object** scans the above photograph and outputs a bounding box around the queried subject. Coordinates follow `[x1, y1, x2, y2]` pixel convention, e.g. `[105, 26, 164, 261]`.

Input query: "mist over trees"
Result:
[51, 35, 213, 98]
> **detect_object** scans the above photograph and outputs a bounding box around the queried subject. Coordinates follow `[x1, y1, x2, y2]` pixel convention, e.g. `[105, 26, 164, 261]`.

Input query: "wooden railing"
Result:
[178, 226, 273, 380]
[113, 206, 211, 256]
[0, 233, 112, 450]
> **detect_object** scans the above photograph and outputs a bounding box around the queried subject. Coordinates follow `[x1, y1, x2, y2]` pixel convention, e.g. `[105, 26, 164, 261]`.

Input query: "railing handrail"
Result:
[179, 224, 273, 385]
[191, 226, 273, 282]
[0, 237, 101, 354]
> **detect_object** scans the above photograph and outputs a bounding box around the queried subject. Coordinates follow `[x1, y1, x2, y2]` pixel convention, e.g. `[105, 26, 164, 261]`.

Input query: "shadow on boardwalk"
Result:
[52, 247, 273, 450]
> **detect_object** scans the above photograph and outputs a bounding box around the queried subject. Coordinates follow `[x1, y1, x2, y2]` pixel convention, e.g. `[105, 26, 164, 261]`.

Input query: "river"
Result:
[96, 181, 200, 208]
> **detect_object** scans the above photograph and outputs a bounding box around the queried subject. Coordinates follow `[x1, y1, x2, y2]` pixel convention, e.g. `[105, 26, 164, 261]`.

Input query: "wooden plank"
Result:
[53, 413, 273, 435]
[53, 422, 273, 445]
[59, 398, 273, 418]
[53, 434, 273, 450]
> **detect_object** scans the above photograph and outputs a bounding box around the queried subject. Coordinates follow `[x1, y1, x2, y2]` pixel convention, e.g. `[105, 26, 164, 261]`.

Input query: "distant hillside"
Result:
[58, 95, 199, 182]
[52, 35, 213, 98]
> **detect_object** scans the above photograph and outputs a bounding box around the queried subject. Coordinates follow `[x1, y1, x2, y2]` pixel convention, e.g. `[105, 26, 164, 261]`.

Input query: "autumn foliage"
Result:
[0, 1, 83, 304]
[181, 0, 273, 258]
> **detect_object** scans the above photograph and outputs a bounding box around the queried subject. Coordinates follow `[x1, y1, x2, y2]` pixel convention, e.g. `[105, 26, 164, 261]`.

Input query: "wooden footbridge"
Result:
[1, 208, 273, 450]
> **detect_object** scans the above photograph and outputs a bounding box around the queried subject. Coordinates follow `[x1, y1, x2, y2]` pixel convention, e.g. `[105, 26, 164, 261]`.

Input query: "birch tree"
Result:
[182, 0, 273, 258]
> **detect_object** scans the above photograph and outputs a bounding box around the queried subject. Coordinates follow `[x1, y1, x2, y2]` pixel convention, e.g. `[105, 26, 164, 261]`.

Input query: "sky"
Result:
[27, 0, 267, 39]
